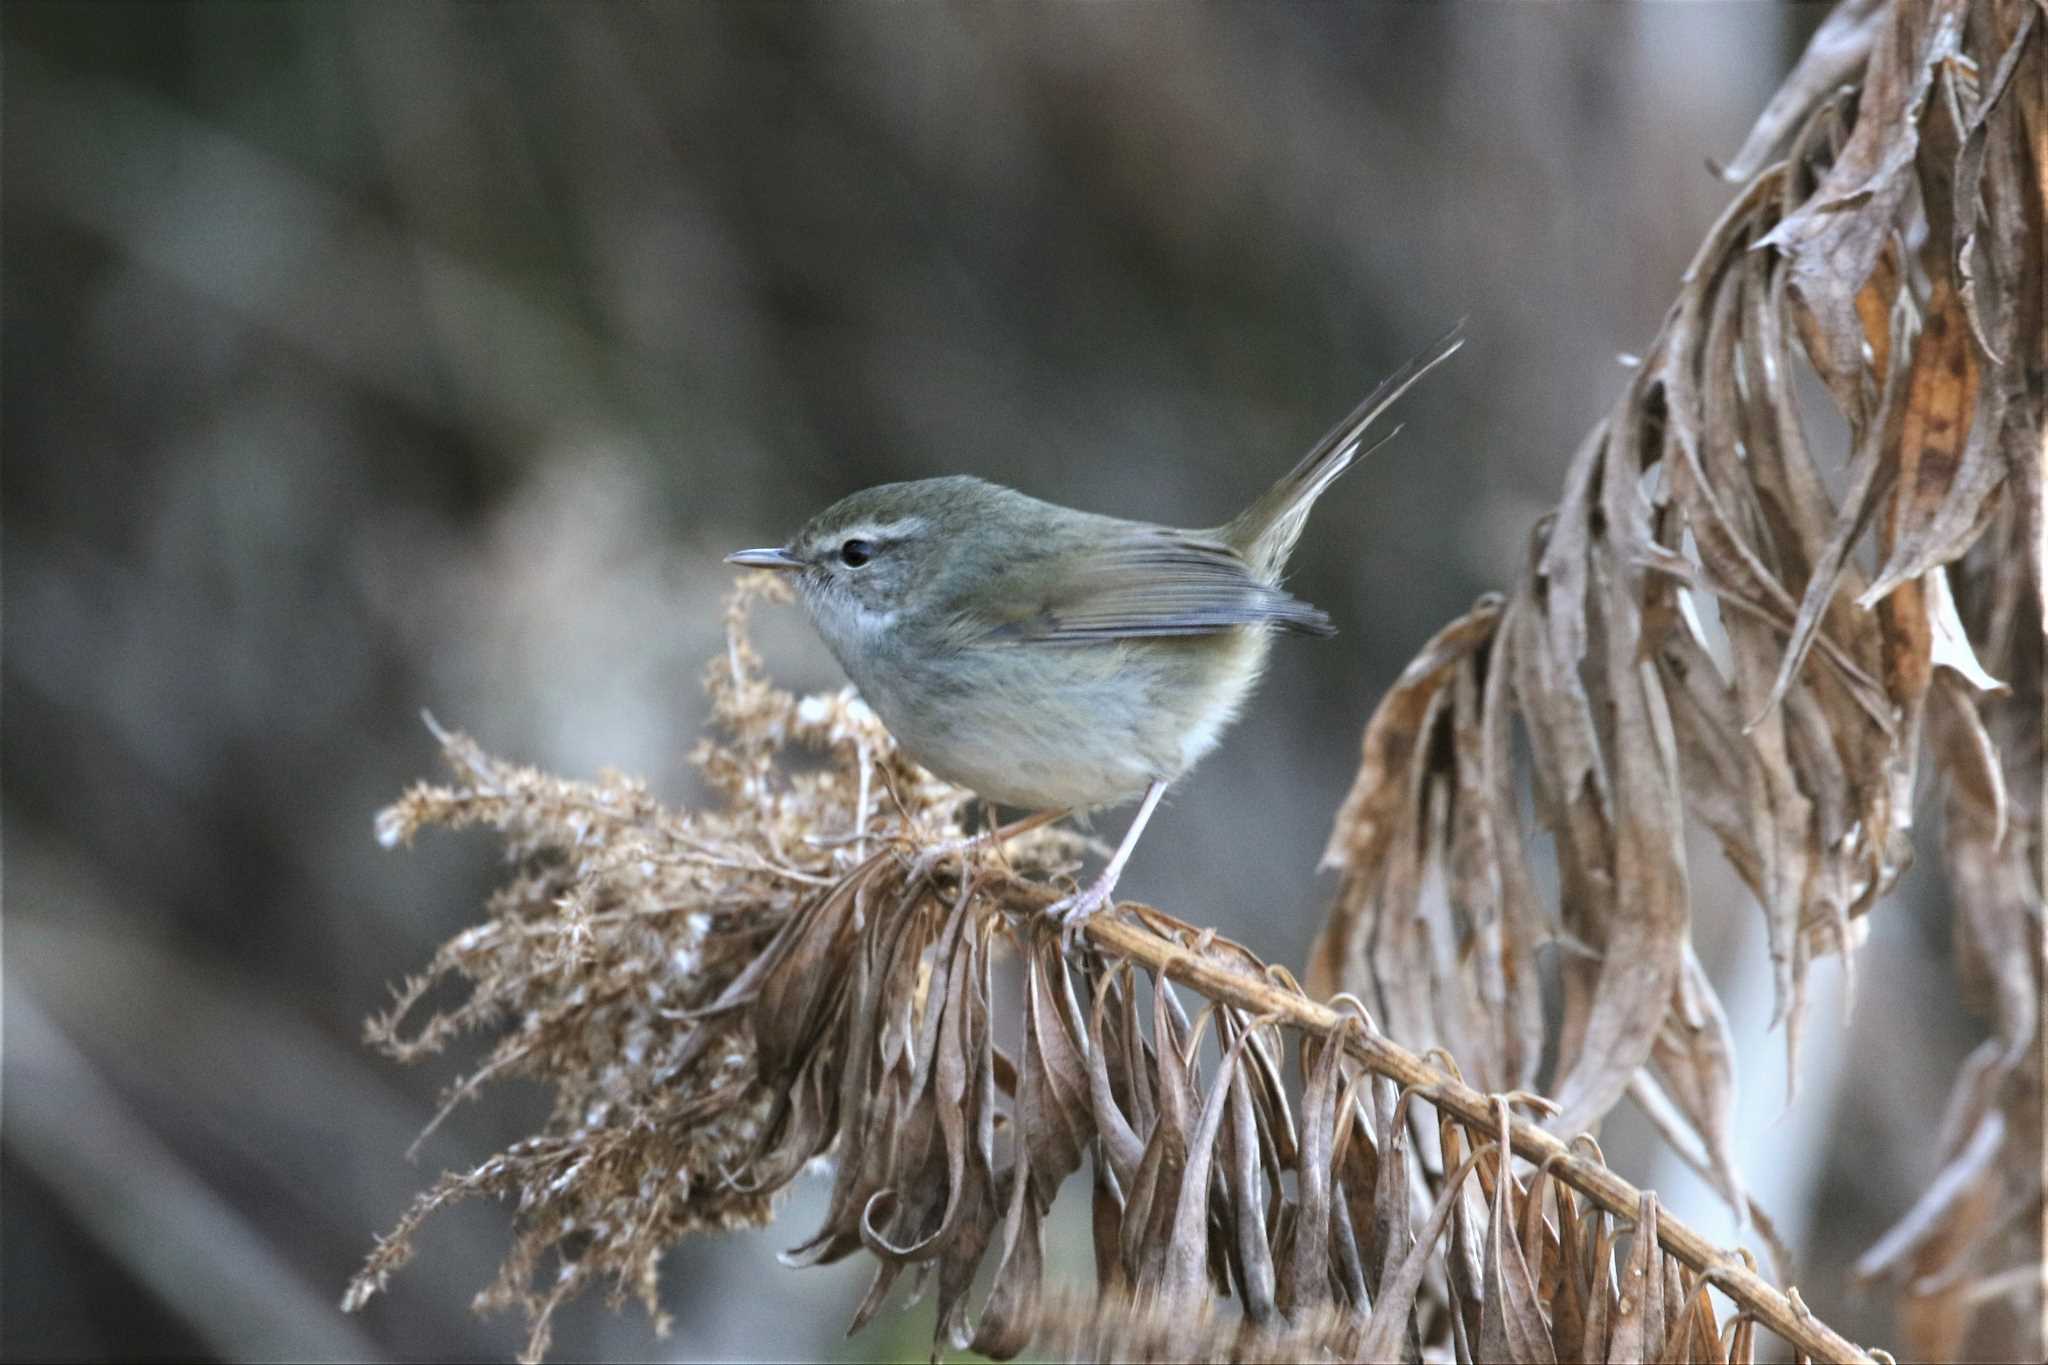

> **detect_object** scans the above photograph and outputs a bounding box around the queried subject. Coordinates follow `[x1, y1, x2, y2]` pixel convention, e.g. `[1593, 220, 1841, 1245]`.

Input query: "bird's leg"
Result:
[979, 806, 1067, 856]
[1050, 780, 1167, 947]
[912, 805, 1065, 881]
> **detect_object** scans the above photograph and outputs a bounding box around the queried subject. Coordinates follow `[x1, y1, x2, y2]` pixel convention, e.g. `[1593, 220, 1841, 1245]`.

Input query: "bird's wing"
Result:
[970, 527, 1333, 644]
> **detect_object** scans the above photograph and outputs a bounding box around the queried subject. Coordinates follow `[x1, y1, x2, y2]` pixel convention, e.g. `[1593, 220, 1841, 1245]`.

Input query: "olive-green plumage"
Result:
[727, 328, 1461, 924]
[781, 476, 1292, 809]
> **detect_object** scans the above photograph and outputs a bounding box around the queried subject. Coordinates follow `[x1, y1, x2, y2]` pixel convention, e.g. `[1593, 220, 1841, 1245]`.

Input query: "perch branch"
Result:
[1080, 905, 1876, 1363]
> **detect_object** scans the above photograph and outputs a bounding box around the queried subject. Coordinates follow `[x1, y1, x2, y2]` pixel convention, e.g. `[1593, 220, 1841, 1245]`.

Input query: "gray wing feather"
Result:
[979, 529, 1333, 643]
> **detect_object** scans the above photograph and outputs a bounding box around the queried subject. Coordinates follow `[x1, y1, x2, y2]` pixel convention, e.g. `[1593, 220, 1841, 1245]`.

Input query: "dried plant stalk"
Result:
[1079, 911, 1868, 1361]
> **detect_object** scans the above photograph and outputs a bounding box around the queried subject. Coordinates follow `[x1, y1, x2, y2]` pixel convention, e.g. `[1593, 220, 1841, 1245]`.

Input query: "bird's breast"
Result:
[850, 628, 1273, 811]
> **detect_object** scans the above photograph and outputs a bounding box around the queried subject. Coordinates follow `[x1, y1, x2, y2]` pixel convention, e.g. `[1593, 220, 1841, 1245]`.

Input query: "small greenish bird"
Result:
[728, 328, 1462, 932]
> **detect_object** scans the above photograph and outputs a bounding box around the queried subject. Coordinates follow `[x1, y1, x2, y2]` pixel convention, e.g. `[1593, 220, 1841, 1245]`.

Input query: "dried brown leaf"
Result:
[1717, 0, 1888, 182]
[1480, 1101, 1559, 1365]
[1356, 1128, 1494, 1365]
[1545, 548, 1690, 1139]
[1763, 0, 1963, 412]
[1607, 1192, 1665, 1364]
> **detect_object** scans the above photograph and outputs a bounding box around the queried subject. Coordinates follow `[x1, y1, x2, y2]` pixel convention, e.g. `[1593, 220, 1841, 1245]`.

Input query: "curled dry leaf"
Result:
[1479, 1101, 1557, 1365]
[1715, 0, 1889, 184]
[1315, 11, 2041, 1356]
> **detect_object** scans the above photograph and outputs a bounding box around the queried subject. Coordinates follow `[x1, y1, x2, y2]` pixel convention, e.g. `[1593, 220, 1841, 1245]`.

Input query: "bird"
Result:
[727, 327, 1462, 933]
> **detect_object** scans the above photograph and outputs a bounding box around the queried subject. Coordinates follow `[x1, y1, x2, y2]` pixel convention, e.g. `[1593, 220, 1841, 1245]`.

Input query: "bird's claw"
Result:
[1048, 881, 1115, 954]
[908, 833, 977, 884]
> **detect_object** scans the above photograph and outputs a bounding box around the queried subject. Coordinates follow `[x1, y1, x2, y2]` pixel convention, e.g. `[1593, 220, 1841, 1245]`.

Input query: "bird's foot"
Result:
[908, 835, 974, 885]
[1048, 875, 1119, 954]
[910, 809, 1064, 884]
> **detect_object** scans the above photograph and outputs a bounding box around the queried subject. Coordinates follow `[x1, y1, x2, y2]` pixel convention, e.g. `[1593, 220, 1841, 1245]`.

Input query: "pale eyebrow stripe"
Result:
[850, 517, 926, 542]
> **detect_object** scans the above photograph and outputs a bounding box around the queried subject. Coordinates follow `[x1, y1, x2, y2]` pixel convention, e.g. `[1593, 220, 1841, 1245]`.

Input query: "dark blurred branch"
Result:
[6, 987, 381, 1362]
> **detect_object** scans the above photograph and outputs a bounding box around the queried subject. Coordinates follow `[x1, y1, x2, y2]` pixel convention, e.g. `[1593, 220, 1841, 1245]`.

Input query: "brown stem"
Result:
[1080, 907, 1876, 1364]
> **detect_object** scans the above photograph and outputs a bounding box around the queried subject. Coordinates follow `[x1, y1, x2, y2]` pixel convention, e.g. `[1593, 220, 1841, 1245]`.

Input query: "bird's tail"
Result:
[1223, 322, 1465, 581]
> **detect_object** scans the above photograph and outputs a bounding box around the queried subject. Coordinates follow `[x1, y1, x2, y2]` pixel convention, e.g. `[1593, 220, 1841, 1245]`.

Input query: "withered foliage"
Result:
[349, 577, 1855, 1362]
[1312, 0, 2042, 1357]
[351, 1, 2041, 1359]
[998, 1171, 1759, 1365]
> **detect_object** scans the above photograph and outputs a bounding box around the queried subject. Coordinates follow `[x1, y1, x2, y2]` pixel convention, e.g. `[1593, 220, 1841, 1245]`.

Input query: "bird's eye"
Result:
[838, 538, 875, 568]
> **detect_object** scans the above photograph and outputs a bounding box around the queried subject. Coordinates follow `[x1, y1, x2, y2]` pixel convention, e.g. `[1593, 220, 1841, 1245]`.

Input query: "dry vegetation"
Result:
[347, 0, 2042, 1360]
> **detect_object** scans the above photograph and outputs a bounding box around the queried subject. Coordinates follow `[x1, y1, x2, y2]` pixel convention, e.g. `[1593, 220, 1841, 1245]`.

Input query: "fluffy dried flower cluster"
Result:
[343, 573, 1096, 1359]
[346, 575, 1060, 1354]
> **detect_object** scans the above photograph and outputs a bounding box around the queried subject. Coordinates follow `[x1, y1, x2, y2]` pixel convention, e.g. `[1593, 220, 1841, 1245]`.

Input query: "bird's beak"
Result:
[724, 547, 806, 571]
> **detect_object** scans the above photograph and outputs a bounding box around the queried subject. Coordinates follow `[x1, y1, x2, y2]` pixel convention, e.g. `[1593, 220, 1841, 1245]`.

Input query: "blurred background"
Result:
[3, 3, 1988, 1360]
